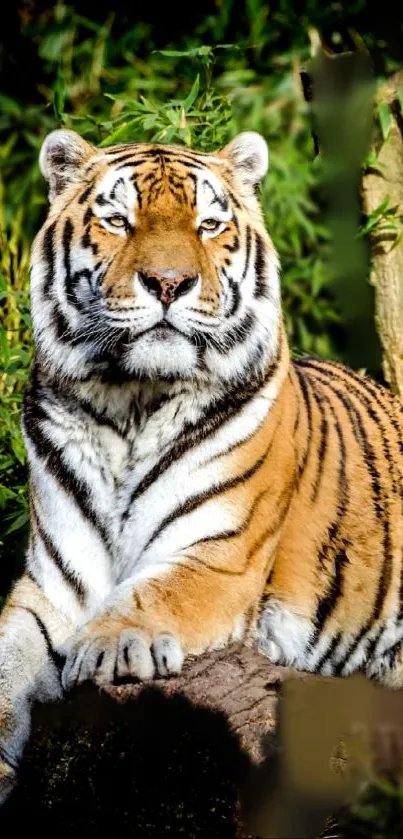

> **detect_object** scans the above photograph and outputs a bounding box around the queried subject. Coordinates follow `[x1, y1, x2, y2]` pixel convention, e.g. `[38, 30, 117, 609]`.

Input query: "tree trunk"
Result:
[361, 69, 403, 395]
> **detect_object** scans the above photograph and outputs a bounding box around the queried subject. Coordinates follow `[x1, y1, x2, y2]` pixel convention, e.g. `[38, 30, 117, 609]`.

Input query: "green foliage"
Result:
[0, 232, 31, 552]
[340, 777, 403, 838]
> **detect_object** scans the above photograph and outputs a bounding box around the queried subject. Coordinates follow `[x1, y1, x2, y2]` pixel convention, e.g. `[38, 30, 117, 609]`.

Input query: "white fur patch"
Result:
[257, 599, 313, 668]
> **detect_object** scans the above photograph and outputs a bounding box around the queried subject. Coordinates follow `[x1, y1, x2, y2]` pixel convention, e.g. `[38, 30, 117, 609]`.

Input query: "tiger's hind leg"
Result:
[0, 574, 74, 805]
[366, 636, 403, 689]
[256, 598, 314, 670]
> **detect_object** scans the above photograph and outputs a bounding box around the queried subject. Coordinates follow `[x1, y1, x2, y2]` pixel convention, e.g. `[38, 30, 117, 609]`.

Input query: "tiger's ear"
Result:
[39, 129, 95, 202]
[220, 132, 269, 186]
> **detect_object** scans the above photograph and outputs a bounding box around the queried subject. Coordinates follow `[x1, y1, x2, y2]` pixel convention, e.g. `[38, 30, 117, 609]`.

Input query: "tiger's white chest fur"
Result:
[26, 373, 276, 627]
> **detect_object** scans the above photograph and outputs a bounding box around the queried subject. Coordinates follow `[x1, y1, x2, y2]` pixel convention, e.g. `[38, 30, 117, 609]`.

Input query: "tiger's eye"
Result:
[107, 215, 126, 228]
[200, 218, 220, 232]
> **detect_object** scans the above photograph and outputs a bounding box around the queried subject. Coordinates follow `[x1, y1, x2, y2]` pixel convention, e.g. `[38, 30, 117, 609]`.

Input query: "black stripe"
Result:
[95, 193, 110, 205]
[23, 386, 111, 549]
[309, 382, 329, 501]
[110, 177, 125, 200]
[83, 206, 93, 225]
[52, 304, 85, 345]
[313, 547, 350, 639]
[223, 233, 240, 254]
[121, 340, 282, 524]
[25, 565, 40, 586]
[42, 221, 57, 298]
[202, 309, 256, 354]
[298, 358, 401, 499]
[78, 181, 96, 204]
[167, 157, 205, 171]
[240, 226, 252, 284]
[300, 357, 400, 428]
[254, 232, 269, 299]
[185, 485, 272, 553]
[294, 367, 313, 482]
[227, 189, 242, 210]
[143, 434, 277, 554]
[298, 361, 389, 519]
[298, 358, 402, 435]
[13, 605, 65, 672]
[31, 502, 86, 605]
[130, 171, 143, 208]
[202, 425, 261, 466]
[364, 623, 387, 662]
[186, 170, 198, 207]
[134, 146, 211, 162]
[292, 370, 301, 435]
[56, 390, 127, 438]
[81, 225, 99, 255]
[62, 218, 99, 320]
[108, 154, 148, 167]
[202, 179, 228, 212]
[305, 380, 348, 646]
[115, 158, 150, 171]
[315, 631, 342, 673]
[223, 273, 241, 318]
[63, 217, 73, 287]
[381, 635, 403, 670]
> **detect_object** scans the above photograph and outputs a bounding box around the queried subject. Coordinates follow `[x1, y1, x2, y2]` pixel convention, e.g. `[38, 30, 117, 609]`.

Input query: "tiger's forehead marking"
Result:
[90, 145, 232, 217]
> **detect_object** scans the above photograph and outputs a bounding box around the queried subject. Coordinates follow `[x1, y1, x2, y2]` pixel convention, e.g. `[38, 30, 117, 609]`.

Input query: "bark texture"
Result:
[2, 645, 403, 836]
[361, 69, 403, 395]
[1, 646, 295, 837]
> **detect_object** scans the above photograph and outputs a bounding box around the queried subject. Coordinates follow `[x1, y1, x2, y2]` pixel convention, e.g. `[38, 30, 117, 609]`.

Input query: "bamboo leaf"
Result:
[183, 75, 200, 111]
[378, 102, 393, 142]
[53, 65, 66, 123]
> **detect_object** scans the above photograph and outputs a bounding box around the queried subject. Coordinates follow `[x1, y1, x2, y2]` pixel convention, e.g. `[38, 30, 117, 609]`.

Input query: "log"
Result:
[361, 69, 403, 396]
[2, 643, 403, 837]
[1, 645, 295, 838]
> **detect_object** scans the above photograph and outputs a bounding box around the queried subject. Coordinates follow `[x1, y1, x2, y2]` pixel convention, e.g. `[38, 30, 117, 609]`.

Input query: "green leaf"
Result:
[359, 195, 393, 236]
[53, 65, 66, 123]
[0, 327, 10, 367]
[5, 510, 29, 536]
[183, 75, 200, 111]
[0, 95, 21, 116]
[378, 102, 393, 141]
[99, 119, 141, 146]
[155, 46, 213, 59]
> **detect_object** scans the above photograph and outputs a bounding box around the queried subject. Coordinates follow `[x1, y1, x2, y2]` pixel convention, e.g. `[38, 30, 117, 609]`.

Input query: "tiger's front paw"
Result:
[0, 751, 17, 807]
[0, 694, 32, 808]
[62, 628, 184, 690]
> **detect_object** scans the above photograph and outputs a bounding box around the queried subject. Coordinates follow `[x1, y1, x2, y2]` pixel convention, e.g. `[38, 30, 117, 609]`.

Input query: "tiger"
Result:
[1, 126, 403, 805]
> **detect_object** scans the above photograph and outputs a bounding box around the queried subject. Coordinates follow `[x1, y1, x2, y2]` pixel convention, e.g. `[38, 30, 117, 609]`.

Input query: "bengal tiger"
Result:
[0, 127, 402, 803]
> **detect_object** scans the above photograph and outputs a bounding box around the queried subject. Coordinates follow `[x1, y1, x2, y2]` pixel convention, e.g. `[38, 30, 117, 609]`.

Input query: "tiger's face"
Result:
[32, 129, 280, 383]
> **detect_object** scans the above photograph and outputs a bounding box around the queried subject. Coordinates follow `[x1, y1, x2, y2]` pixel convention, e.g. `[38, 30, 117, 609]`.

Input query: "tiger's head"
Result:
[32, 129, 281, 384]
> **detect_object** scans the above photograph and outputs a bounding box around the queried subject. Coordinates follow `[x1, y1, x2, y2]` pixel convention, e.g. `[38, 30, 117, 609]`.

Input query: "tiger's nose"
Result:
[138, 270, 198, 306]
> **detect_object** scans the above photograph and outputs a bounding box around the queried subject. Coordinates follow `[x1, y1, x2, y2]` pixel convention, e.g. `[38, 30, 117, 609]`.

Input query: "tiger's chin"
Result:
[117, 329, 202, 381]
